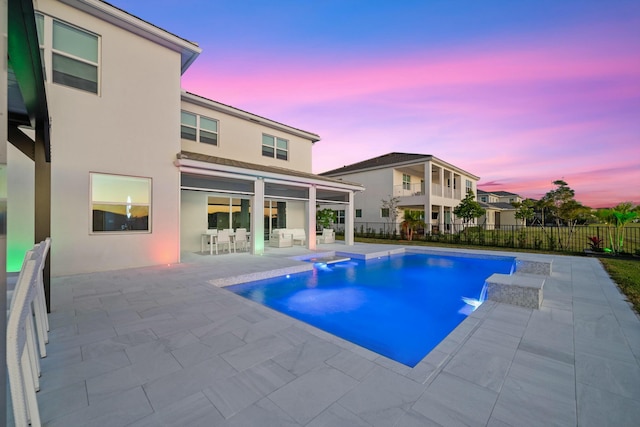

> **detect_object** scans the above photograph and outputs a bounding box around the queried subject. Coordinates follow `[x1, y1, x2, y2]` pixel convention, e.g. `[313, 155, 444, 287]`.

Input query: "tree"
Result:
[453, 191, 485, 228]
[594, 203, 639, 254]
[380, 195, 400, 234]
[534, 197, 554, 226]
[540, 180, 590, 249]
[542, 180, 575, 227]
[400, 210, 425, 241]
[511, 198, 535, 226]
[316, 208, 336, 230]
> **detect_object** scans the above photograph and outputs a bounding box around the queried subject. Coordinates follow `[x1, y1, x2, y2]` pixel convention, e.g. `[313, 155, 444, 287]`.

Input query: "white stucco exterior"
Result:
[322, 154, 480, 234]
[477, 190, 524, 228]
[29, 0, 196, 275]
[5, 0, 362, 276]
[180, 94, 315, 173]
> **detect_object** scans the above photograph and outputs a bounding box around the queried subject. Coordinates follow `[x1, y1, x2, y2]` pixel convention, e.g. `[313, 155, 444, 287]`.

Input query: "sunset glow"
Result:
[111, 0, 640, 207]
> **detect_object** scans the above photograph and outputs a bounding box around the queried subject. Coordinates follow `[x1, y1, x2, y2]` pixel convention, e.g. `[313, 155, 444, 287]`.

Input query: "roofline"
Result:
[58, 0, 201, 74]
[175, 157, 363, 192]
[182, 91, 321, 143]
[9, 0, 51, 160]
[322, 154, 480, 181]
[480, 203, 516, 211]
[477, 189, 521, 196]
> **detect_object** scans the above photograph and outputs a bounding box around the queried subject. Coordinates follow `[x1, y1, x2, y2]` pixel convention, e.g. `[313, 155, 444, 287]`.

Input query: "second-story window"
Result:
[262, 134, 288, 160]
[181, 111, 219, 145]
[465, 179, 473, 194]
[36, 13, 100, 94]
[402, 174, 411, 190]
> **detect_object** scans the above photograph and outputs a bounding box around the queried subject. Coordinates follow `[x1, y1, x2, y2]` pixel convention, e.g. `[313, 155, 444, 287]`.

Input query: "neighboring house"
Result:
[4, 0, 362, 279]
[321, 152, 480, 234]
[477, 190, 524, 228]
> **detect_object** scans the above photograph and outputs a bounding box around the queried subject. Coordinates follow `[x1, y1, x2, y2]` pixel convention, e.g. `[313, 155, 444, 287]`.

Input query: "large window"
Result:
[466, 179, 473, 194]
[334, 210, 345, 225]
[53, 21, 99, 93]
[208, 197, 250, 230]
[262, 134, 288, 160]
[181, 111, 219, 145]
[35, 13, 100, 94]
[91, 173, 151, 233]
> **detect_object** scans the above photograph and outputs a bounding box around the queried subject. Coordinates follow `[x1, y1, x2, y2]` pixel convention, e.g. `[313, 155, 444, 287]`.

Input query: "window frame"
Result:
[355, 209, 362, 218]
[36, 12, 101, 95]
[181, 110, 219, 146]
[402, 174, 411, 190]
[262, 133, 288, 161]
[334, 209, 345, 225]
[465, 179, 473, 194]
[381, 208, 390, 218]
[90, 172, 152, 234]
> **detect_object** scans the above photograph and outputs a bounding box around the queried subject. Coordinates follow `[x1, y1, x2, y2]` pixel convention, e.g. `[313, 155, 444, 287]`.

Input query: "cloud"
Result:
[182, 20, 640, 208]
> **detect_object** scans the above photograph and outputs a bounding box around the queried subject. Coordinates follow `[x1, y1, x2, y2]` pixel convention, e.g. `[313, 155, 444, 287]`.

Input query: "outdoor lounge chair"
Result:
[269, 229, 293, 247]
[291, 229, 306, 246]
[317, 228, 335, 244]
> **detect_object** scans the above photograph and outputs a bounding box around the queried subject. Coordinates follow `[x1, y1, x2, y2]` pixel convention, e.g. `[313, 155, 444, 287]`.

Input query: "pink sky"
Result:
[111, 0, 640, 208]
[182, 24, 639, 207]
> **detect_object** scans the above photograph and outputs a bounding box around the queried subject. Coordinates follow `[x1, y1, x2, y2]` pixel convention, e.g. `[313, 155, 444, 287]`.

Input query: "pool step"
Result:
[308, 256, 351, 265]
[485, 273, 545, 309]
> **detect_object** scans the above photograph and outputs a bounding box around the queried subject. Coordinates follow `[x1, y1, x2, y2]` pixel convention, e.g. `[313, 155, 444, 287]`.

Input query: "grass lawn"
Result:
[600, 258, 640, 314]
[349, 236, 640, 314]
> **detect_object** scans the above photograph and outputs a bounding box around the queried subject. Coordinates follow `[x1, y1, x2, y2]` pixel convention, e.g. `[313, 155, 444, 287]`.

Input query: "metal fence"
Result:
[334, 222, 640, 255]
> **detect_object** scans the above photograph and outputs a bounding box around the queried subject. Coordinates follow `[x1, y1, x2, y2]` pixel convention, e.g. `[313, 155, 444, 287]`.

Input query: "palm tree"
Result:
[400, 210, 425, 241]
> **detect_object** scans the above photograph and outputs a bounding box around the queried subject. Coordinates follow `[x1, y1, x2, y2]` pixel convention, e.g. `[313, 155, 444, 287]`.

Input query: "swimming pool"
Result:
[227, 252, 515, 367]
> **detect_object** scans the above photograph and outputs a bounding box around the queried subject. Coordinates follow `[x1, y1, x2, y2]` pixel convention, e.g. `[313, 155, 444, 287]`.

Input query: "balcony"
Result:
[393, 182, 425, 198]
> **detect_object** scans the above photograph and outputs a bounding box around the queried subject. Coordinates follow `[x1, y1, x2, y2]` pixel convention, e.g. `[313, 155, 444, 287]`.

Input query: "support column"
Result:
[251, 178, 265, 255]
[345, 191, 355, 245]
[439, 205, 444, 233]
[1, 1, 8, 417]
[306, 185, 316, 250]
[34, 123, 51, 310]
[424, 161, 432, 233]
[240, 199, 250, 229]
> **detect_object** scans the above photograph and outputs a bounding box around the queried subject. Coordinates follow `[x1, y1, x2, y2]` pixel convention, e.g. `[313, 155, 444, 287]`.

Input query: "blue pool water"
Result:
[227, 252, 515, 367]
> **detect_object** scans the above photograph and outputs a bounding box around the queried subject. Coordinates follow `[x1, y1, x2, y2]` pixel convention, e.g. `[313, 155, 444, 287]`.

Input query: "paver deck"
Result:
[14, 243, 640, 426]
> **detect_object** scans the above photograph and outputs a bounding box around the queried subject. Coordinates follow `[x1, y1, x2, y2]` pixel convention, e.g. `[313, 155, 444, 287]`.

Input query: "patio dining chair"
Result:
[214, 229, 234, 254]
[234, 228, 249, 251]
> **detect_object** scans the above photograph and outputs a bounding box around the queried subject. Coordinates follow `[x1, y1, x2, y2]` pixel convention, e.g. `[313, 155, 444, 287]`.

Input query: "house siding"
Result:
[36, 0, 183, 275]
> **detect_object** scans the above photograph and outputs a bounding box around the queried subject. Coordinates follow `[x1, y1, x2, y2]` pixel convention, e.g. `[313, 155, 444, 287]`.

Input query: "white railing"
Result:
[393, 183, 425, 197]
[7, 238, 51, 427]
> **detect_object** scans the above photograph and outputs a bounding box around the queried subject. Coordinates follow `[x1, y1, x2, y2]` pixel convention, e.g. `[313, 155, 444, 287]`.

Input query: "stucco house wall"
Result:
[322, 154, 480, 233]
[180, 96, 314, 173]
[36, 0, 189, 275]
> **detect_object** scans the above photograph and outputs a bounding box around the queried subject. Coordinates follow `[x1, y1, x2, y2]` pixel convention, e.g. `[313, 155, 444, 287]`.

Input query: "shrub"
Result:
[534, 237, 543, 250]
[517, 231, 527, 248]
[587, 236, 604, 252]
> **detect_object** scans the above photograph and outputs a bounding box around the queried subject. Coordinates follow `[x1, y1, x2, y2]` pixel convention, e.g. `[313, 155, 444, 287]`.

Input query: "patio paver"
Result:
[15, 243, 640, 426]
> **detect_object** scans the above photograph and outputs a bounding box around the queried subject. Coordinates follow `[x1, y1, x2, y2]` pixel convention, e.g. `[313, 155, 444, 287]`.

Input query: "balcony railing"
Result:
[393, 183, 425, 197]
[393, 183, 463, 199]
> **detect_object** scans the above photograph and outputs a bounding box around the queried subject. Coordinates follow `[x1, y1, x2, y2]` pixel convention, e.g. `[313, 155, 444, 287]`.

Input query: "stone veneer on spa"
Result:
[486, 259, 552, 309]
